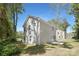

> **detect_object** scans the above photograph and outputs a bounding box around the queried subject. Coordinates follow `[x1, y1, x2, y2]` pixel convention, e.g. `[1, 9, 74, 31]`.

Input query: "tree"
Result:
[49, 3, 69, 19]
[0, 4, 25, 56]
[48, 18, 69, 39]
[9, 4, 24, 40]
[49, 3, 70, 39]
[0, 3, 24, 41]
[0, 4, 13, 40]
[69, 4, 79, 39]
[48, 19, 61, 29]
[61, 19, 69, 39]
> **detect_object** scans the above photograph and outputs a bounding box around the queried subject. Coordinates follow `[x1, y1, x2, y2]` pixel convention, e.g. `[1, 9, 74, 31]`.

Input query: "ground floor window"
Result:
[30, 36, 32, 41]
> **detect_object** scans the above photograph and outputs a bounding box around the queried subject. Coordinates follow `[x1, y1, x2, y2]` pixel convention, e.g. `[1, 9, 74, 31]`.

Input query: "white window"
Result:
[29, 31, 31, 34]
[32, 20, 36, 26]
[28, 25, 31, 30]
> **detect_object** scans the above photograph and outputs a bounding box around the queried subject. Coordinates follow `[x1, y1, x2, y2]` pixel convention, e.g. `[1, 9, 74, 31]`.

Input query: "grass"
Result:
[22, 45, 46, 55]
[45, 44, 56, 48]
[20, 39, 79, 56]
[64, 39, 79, 47]
[62, 42, 73, 49]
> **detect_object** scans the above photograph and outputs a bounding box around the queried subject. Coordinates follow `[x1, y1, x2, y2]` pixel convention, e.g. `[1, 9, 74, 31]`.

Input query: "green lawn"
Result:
[20, 39, 79, 56]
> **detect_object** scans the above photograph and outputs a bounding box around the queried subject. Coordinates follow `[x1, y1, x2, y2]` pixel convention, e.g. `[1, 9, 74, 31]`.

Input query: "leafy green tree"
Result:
[61, 19, 69, 39]
[69, 4, 79, 39]
[48, 18, 69, 39]
[9, 4, 24, 40]
[49, 3, 70, 39]
[49, 3, 69, 19]
[0, 4, 13, 40]
[0, 3, 24, 41]
[0, 3, 25, 56]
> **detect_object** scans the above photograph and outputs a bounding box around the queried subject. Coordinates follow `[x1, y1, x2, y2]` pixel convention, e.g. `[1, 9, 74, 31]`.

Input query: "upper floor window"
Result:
[29, 31, 31, 34]
[32, 20, 36, 26]
[28, 25, 31, 30]
[33, 23, 36, 26]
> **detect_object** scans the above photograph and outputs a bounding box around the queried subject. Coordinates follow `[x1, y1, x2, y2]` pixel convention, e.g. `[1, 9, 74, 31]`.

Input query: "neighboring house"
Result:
[23, 16, 65, 45]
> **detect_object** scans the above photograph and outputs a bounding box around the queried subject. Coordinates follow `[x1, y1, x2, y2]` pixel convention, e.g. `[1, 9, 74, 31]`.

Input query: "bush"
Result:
[1, 43, 22, 56]
[25, 45, 46, 55]
[0, 40, 24, 56]
[0, 44, 4, 55]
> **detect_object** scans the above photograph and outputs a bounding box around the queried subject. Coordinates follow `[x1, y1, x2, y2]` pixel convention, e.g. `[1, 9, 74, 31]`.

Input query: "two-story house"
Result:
[23, 16, 65, 45]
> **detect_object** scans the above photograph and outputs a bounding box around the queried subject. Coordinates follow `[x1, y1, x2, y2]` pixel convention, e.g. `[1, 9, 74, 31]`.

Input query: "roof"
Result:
[23, 16, 53, 26]
[23, 16, 39, 27]
[23, 16, 62, 31]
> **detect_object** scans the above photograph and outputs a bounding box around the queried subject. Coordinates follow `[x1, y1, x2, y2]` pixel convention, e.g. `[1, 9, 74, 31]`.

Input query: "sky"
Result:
[17, 3, 75, 33]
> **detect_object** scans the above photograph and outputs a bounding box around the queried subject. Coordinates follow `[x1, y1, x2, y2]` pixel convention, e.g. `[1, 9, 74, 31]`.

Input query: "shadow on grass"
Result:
[62, 42, 73, 49]
[74, 39, 79, 42]
[25, 45, 46, 55]
[72, 37, 79, 42]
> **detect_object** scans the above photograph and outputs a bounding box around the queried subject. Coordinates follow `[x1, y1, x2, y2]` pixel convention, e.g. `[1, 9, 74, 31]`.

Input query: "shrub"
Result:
[0, 40, 24, 56]
[0, 44, 4, 55]
[25, 45, 46, 55]
[1, 43, 22, 56]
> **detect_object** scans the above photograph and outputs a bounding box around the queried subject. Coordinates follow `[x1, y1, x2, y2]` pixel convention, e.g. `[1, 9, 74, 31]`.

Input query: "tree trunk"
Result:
[12, 8, 16, 41]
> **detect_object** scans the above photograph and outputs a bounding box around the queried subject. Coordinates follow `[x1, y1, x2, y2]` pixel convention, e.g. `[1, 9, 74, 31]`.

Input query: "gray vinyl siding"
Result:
[23, 16, 65, 45]
[40, 21, 52, 44]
